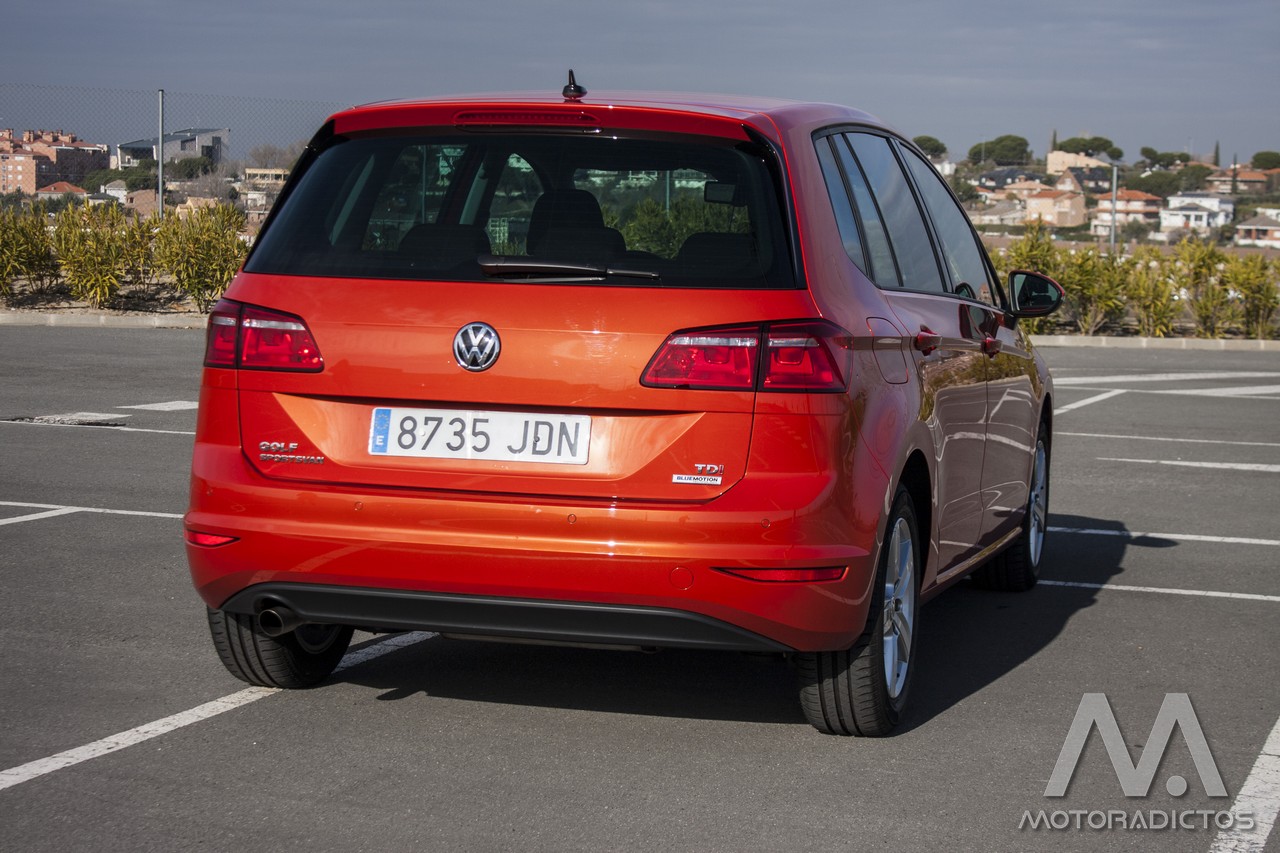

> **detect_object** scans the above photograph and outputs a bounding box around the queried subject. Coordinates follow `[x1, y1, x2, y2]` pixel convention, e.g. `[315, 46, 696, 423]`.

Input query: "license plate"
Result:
[369, 407, 590, 465]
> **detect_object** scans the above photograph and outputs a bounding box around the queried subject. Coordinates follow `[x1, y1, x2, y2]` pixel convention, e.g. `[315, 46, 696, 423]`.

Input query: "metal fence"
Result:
[1, 82, 347, 177]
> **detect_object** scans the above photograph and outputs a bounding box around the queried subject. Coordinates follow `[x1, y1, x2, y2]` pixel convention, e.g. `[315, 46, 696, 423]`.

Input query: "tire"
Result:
[206, 607, 353, 688]
[797, 488, 920, 736]
[972, 418, 1049, 592]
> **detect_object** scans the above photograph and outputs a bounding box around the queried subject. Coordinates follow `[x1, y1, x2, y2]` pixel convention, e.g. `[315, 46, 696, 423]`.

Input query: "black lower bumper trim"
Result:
[218, 583, 792, 653]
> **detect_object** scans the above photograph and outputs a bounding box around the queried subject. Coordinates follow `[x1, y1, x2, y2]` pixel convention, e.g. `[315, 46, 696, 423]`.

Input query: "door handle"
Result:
[914, 327, 942, 355]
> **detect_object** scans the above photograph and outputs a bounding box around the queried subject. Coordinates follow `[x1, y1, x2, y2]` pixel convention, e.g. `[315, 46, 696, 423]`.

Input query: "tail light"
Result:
[642, 320, 851, 392]
[203, 299, 323, 372]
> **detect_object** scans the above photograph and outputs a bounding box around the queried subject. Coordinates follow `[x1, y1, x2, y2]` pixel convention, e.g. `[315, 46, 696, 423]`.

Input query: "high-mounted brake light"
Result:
[203, 299, 324, 372]
[642, 320, 852, 392]
[453, 111, 600, 127]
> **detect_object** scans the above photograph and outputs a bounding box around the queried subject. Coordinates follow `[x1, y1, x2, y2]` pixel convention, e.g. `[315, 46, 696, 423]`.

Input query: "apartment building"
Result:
[0, 128, 109, 194]
[1090, 189, 1162, 237]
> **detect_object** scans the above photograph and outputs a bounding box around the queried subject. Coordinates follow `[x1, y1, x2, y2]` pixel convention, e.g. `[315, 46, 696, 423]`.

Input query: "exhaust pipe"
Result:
[257, 605, 303, 637]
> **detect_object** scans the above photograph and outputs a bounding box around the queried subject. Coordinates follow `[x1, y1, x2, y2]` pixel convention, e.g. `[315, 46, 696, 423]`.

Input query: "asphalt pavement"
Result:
[0, 325, 1277, 852]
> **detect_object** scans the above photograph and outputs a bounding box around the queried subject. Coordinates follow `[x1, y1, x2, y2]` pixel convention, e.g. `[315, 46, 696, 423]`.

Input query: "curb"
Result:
[1030, 334, 1280, 351]
[0, 311, 207, 330]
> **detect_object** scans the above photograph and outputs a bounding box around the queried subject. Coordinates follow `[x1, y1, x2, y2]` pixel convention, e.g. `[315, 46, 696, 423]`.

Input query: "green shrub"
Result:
[1225, 255, 1278, 339]
[53, 204, 128, 308]
[0, 204, 61, 299]
[1173, 239, 1236, 338]
[1055, 248, 1128, 335]
[1124, 247, 1180, 337]
[154, 205, 249, 311]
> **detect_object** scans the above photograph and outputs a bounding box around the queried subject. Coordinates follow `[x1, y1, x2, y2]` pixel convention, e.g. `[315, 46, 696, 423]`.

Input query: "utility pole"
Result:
[1109, 165, 1118, 255]
[157, 89, 165, 219]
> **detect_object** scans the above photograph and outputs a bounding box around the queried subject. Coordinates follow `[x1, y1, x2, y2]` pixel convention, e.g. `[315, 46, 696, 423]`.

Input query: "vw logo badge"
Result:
[453, 322, 500, 372]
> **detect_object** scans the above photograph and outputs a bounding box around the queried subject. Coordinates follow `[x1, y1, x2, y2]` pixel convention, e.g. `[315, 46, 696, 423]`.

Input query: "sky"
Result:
[3, 0, 1278, 166]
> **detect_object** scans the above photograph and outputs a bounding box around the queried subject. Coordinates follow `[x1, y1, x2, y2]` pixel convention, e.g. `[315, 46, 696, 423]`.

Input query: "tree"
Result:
[967, 135, 1031, 165]
[1212, 141, 1220, 167]
[1179, 164, 1213, 192]
[1058, 136, 1123, 161]
[948, 176, 978, 203]
[167, 157, 214, 180]
[249, 141, 307, 169]
[1253, 151, 1280, 170]
[913, 135, 947, 158]
[1124, 170, 1182, 198]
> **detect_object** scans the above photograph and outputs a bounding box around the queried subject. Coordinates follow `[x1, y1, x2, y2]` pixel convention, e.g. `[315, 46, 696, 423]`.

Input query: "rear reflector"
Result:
[184, 530, 238, 547]
[715, 566, 848, 583]
[204, 299, 323, 372]
[642, 320, 852, 392]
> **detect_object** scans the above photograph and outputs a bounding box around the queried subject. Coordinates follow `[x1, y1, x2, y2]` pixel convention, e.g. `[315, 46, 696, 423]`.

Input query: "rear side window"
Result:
[844, 133, 945, 294]
[246, 131, 795, 289]
[899, 145, 997, 304]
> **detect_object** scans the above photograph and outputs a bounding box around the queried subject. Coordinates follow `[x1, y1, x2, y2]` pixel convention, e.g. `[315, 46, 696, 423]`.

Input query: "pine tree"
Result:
[1050, 129, 1058, 151]
[1212, 141, 1220, 167]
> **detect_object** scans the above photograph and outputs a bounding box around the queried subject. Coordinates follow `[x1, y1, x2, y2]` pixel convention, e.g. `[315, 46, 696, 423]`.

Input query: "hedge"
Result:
[2, 206, 1277, 339]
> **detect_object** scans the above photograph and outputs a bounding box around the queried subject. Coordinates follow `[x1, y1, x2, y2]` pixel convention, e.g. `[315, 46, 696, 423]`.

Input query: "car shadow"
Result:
[901, 512, 1176, 733]
[329, 512, 1175, 731]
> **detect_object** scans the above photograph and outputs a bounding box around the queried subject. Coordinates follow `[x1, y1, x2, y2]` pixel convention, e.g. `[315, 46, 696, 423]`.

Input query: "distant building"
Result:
[1234, 213, 1280, 249]
[243, 166, 289, 187]
[1204, 170, 1269, 196]
[978, 167, 1045, 189]
[1090, 189, 1162, 237]
[0, 128, 109, 194]
[1056, 167, 1113, 195]
[1046, 150, 1111, 174]
[1001, 180, 1054, 200]
[118, 128, 229, 167]
[1025, 190, 1086, 227]
[1158, 192, 1234, 237]
[35, 181, 87, 201]
[968, 199, 1025, 227]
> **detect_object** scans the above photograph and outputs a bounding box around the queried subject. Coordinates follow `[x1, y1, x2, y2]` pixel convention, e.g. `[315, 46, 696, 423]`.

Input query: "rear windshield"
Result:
[246, 130, 795, 289]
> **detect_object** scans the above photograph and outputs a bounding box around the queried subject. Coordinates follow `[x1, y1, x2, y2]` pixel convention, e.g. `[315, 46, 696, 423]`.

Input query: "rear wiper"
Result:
[478, 254, 659, 281]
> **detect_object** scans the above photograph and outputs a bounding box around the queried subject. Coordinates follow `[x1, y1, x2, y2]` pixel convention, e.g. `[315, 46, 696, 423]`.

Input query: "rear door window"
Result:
[844, 133, 945, 294]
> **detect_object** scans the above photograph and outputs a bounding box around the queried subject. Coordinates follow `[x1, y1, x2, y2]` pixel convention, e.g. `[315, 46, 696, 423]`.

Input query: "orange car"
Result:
[186, 76, 1063, 735]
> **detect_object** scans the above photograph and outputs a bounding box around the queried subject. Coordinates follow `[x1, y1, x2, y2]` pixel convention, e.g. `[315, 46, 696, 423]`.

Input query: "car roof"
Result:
[337, 91, 887, 134]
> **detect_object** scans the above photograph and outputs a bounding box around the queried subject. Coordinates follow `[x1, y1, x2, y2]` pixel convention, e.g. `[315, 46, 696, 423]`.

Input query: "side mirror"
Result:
[1007, 270, 1064, 318]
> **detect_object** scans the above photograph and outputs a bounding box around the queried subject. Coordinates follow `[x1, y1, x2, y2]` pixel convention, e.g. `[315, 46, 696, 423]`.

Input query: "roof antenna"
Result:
[563, 69, 587, 101]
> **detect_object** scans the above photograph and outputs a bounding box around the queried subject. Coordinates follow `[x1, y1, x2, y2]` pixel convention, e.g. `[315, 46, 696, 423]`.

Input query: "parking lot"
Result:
[1, 325, 1277, 852]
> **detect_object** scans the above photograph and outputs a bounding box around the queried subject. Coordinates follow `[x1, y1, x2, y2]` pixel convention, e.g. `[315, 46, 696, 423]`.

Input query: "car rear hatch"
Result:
[216, 102, 823, 503]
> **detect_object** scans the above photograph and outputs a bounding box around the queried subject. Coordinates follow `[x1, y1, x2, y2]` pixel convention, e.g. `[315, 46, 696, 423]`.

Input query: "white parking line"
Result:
[1055, 371, 1280, 386]
[1060, 432, 1280, 449]
[0, 508, 81, 527]
[1055, 389, 1127, 413]
[1048, 525, 1280, 547]
[117, 401, 199, 411]
[1208, 714, 1280, 853]
[1039, 580, 1280, 603]
[1, 421, 194, 436]
[1099, 458, 1280, 474]
[0, 632, 434, 792]
[0, 501, 183, 521]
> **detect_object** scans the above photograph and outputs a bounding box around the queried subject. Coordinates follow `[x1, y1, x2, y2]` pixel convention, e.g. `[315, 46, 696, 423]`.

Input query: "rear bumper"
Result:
[221, 583, 791, 652]
[187, 425, 888, 652]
